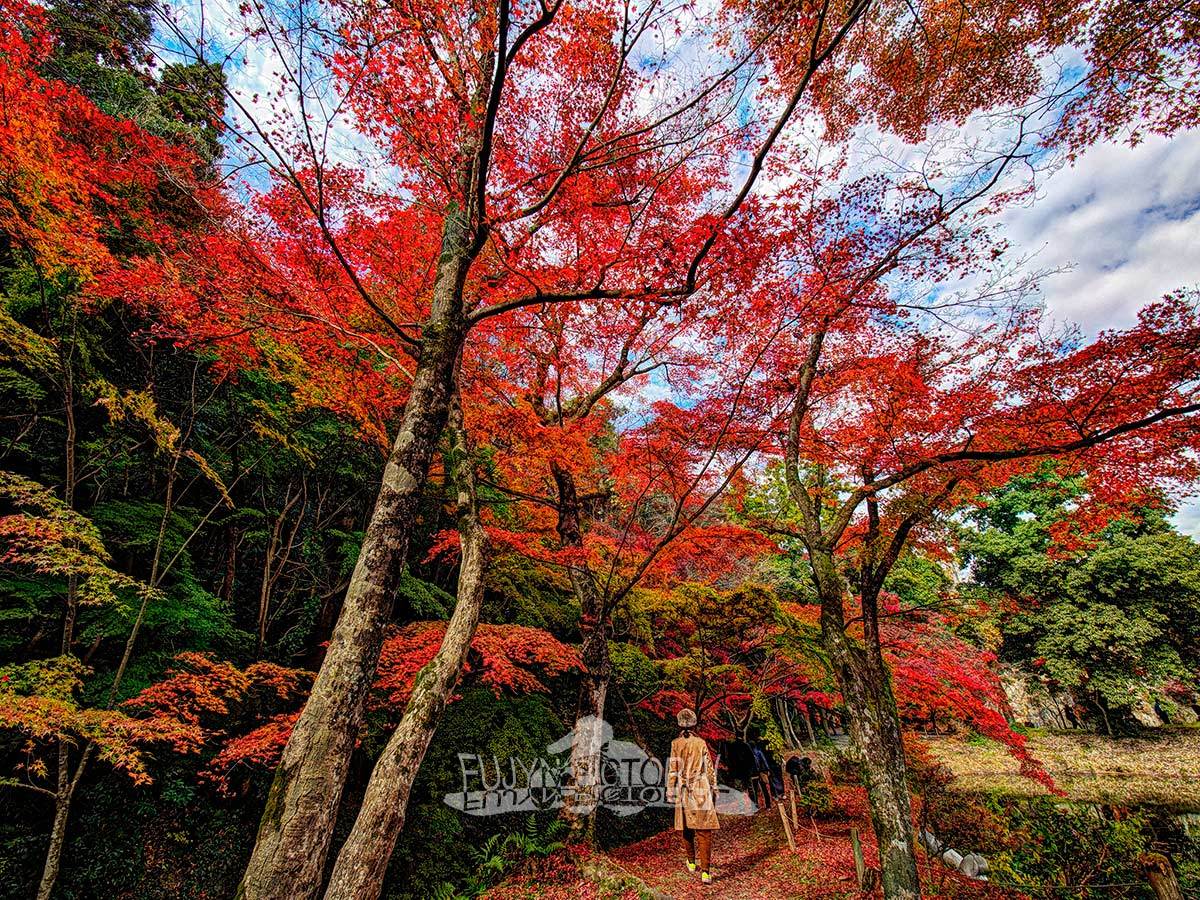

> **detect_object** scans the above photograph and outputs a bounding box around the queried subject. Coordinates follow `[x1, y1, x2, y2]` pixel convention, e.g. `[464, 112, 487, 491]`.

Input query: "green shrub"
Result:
[980, 799, 1151, 896]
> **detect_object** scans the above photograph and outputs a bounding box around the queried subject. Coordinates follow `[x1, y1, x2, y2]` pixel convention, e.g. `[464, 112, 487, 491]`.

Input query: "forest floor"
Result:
[483, 730, 1200, 898]
[484, 787, 1018, 899]
[926, 728, 1200, 809]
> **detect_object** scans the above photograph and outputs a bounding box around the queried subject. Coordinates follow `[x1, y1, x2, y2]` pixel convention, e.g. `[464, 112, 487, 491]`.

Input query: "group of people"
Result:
[666, 709, 821, 885]
[718, 735, 817, 810]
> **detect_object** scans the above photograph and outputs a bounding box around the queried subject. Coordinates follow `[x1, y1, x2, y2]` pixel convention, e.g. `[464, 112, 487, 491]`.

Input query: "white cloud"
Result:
[1172, 500, 1200, 538]
[1002, 130, 1200, 335]
[998, 130, 1200, 536]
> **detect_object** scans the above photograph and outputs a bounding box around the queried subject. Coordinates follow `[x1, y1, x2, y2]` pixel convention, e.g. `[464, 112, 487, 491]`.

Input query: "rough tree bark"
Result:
[551, 462, 612, 836]
[781, 326, 921, 899]
[1141, 852, 1185, 900]
[237, 213, 473, 900]
[322, 385, 486, 900]
[812, 552, 922, 900]
[566, 634, 611, 834]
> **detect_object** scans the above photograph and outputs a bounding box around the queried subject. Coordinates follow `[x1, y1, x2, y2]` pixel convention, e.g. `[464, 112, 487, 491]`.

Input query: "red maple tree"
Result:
[124, 624, 578, 795]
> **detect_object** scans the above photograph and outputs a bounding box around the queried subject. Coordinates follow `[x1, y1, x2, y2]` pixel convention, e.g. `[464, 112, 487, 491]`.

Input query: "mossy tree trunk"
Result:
[322, 385, 486, 900]
[238, 212, 473, 900]
[551, 462, 611, 838]
[812, 550, 922, 900]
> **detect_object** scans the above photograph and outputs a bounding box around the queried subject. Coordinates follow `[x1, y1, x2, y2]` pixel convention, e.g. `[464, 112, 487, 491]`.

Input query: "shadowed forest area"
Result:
[1, 0, 1200, 897]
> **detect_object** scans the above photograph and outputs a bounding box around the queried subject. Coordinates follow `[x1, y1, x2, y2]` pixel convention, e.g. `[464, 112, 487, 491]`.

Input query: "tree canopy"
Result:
[1, 0, 1199, 897]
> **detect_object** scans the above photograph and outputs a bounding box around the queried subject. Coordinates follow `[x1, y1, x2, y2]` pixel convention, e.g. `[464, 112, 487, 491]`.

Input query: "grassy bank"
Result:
[925, 728, 1200, 809]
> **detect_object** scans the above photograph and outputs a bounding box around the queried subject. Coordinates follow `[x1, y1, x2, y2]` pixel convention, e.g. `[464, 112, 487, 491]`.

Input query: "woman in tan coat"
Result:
[665, 708, 719, 884]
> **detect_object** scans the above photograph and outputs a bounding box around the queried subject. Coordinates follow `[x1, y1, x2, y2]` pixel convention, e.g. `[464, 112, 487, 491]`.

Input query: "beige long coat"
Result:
[666, 733, 720, 830]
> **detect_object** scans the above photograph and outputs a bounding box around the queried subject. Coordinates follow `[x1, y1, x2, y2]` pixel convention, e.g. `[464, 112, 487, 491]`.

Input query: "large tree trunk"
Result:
[323, 391, 485, 900]
[815, 556, 921, 900]
[238, 218, 472, 900]
[828, 639, 920, 899]
[551, 463, 611, 835]
[566, 637, 610, 832]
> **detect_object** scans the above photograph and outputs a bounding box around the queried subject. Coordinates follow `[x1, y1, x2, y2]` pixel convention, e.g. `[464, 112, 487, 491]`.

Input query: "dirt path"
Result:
[606, 787, 1015, 899]
[485, 787, 1019, 899]
[607, 789, 877, 899]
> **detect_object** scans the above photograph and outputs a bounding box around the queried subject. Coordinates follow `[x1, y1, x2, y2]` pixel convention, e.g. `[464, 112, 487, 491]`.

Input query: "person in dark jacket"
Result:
[719, 739, 755, 794]
[767, 747, 784, 798]
[786, 755, 816, 794]
[750, 741, 773, 810]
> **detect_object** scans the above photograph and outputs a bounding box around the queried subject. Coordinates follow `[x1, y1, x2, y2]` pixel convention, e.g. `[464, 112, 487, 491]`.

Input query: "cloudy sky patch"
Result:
[1003, 130, 1200, 336]
[1001, 128, 1200, 533]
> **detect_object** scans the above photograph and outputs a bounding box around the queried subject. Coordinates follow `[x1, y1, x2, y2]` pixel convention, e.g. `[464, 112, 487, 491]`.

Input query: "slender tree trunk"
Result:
[58, 363, 78, 655]
[36, 744, 72, 900]
[551, 463, 611, 835]
[776, 698, 801, 748]
[800, 703, 817, 745]
[1093, 697, 1114, 736]
[221, 524, 239, 604]
[38, 440, 186, 899]
[238, 218, 472, 900]
[257, 482, 302, 656]
[257, 514, 282, 656]
[323, 388, 485, 900]
[221, 440, 241, 604]
[37, 353, 79, 900]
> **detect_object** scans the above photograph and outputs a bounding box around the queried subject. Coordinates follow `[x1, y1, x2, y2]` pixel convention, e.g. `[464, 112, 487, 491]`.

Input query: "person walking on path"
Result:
[751, 741, 774, 810]
[666, 708, 720, 885]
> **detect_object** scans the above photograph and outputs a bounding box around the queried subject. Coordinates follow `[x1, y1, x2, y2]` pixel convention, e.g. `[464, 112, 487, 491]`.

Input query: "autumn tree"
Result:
[455, 288, 784, 835]
[135, 0, 1200, 896]
[634, 583, 834, 746]
[736, 137, 1200, 889]
[150, 0, 869, 890]
[123, 621, 576, 793]
[753, 266, 1200, 897]
[0, 2, 248, 895]
[696, 0, 1200, 891]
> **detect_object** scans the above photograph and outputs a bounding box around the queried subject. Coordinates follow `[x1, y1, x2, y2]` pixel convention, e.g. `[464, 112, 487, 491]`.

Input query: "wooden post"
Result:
[851, 827, 865, 887]
[1141, 852, 1185, 900]
[778, 801, 797, 852]
[789, 791, 799, 833]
